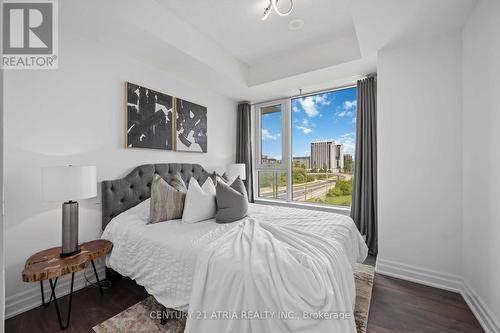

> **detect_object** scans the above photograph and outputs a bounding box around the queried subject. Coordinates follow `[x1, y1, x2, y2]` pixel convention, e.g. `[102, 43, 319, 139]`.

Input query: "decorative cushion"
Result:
[182, 178, 217, 223]
[215, 177, 248, 223]
[213, 172, 229, 185]
[149, 173, 187, 223]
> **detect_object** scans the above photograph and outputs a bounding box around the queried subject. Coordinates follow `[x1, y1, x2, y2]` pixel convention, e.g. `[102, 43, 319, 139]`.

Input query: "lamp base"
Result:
[61, 201, 80, 258]
[59, 248, 81, 258]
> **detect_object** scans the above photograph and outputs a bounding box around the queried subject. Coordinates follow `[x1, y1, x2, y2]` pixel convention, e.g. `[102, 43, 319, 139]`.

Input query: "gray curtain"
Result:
[236, 102, 254, 202]
[351, 76, 378, 255]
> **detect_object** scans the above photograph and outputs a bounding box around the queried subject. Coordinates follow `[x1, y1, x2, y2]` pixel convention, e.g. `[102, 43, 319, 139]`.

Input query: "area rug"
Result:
[94, 263, 375, 333]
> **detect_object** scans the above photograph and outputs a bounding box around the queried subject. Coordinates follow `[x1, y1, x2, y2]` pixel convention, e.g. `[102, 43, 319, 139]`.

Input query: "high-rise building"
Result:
[310, 140, 343, 172]
[292, 156, 310, 169]
[335, 144, 344, 171]
[261, 154, 279, 165]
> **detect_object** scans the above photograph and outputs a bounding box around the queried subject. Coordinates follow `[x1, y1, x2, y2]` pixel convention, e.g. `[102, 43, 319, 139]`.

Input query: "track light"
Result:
[271, 0, 294, 16]
[261, 2, 272, 21]
[262, 0, 294, 21]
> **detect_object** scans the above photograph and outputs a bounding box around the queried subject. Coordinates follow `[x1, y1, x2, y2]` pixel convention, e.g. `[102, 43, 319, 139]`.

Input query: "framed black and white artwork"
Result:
[175, 98, 208, 153]
[125, 82, 174, 150]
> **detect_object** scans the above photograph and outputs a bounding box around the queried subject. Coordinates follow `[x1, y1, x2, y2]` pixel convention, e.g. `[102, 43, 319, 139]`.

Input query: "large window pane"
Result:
[258, 171, 287, 200]
[260, 105, 282, 165]
[291, 87, 357, 207]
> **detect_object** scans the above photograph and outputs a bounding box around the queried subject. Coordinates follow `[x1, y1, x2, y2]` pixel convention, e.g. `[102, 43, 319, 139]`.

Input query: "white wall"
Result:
[1, 63, 5, 332]
[377, 32, 464, 289]
[1, 4, 5, 329]
[462, 0, 500, 331]
[3, 19, 237, 317]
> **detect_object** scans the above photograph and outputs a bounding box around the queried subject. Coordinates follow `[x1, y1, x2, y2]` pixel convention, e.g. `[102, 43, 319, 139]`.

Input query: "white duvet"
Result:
[102, 200, 368, 331]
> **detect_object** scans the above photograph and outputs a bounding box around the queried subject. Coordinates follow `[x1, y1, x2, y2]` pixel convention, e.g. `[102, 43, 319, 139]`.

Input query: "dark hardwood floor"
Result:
[368, 275, 483, 333]
[5, 256, 484, 333]
[5, 275, 148, 333]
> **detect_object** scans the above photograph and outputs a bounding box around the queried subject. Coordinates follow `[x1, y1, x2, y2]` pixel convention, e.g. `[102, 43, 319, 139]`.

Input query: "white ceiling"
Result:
[350, 0, 478, 57]
[159, 0, 356, 66]
[62, 0, 478, 102]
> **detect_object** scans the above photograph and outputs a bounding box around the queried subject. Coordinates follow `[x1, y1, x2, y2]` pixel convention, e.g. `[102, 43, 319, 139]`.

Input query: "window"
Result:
[257, 171, 287, 200]
[260, 104, 283, 165]
[255, 87, 357, 208]
[255, 100, 290, 201]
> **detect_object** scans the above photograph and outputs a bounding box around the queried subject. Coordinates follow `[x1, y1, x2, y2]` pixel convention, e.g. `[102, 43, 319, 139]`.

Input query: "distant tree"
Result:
[343, 159, 355, 174]
[327, 179, 353, 197]
[258, 172, 274, 188]
[292, 167, 306, 185]
[280, 173, 286, 187]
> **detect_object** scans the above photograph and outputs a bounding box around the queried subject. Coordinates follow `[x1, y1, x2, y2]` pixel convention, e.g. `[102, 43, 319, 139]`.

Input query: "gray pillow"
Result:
[215, 177, 248, 223]
[150, 173, 187, 223]
[212, 172, 229, 185]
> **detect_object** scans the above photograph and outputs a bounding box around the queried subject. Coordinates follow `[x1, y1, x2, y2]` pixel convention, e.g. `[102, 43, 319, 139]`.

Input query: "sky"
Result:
[261, 87, 357, 160]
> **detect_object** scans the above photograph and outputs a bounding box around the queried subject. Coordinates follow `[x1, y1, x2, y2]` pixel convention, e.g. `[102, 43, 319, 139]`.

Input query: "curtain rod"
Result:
[248, 72, 376, 106]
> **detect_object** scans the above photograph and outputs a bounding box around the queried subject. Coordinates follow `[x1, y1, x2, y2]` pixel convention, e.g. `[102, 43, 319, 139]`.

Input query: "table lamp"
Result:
[227, 163, 246, 182]
[42, 165, 97, 257]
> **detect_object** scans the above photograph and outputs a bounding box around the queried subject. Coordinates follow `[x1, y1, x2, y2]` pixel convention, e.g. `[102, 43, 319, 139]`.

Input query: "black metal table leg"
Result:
[40, 277, 58, 306]
[50, 272, 74, 330]
[90, 259, 103, 295]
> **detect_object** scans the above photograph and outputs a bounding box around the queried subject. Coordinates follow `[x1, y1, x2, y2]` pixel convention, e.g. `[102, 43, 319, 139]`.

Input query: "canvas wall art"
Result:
[126, 82, 174, 150]
[175, 98, 208, 153]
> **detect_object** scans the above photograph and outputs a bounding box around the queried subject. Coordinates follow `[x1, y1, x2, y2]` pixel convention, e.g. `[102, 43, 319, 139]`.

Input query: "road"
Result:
[260, 178, 337, 201]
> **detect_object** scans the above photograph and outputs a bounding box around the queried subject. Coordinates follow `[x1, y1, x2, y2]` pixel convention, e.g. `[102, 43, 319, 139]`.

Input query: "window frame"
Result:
[253, 84, 357, 212]
[254, 99, 292, 201]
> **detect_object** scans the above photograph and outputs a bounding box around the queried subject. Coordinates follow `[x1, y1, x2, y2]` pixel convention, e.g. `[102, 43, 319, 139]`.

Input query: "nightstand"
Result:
[22, 240, 113, 330]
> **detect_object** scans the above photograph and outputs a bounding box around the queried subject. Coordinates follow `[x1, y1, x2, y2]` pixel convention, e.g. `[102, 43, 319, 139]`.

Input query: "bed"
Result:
[101, 163, 368, 332]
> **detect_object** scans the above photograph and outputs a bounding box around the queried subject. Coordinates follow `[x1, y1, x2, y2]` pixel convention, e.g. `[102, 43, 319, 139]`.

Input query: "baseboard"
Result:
[376, 258, 500, 333]
[5, 265, 106, 320]
[461, 281, 500, 333]
[375, 258, 462, 292]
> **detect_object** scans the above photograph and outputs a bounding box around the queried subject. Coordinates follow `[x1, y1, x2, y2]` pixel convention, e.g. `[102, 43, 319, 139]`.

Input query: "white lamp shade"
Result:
[42, 165, 97, 201]
[227, 163, 246, 181]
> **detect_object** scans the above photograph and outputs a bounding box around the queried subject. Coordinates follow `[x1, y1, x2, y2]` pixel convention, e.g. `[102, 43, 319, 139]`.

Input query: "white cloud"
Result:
[337, 110, 353, 118]
[262, 128, 280, 140]
[298, 96, 319, 117]
[335, 132, 356, 155]
[335, 100, 357, 118]
[296, 93, 332, 118]
[296, 125, 312, 134]
[344, 100, 357, 110]
[340, 132, 355, 139]
[352, 118, 356, 124]
[313, 94, 331, 106]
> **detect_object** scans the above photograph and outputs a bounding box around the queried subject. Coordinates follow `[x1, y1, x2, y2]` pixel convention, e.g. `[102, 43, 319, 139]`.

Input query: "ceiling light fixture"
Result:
[261, 2, 272, 21]
[261, 0, 294, 20]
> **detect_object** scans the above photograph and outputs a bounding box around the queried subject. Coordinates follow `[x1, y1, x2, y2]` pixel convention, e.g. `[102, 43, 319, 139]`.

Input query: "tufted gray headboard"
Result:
[101, 163, 212, 230]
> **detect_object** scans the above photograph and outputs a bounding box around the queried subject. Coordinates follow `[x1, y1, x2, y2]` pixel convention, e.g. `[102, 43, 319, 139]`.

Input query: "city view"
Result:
[259, 87, 357, 207]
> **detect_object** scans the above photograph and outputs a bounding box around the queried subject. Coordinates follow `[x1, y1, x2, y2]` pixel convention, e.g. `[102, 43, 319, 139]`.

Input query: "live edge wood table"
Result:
[22, 240, 113, 330]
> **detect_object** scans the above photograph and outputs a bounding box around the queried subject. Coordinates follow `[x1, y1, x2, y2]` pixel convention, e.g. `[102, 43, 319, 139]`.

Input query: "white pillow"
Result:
[182, 177, 217, 223]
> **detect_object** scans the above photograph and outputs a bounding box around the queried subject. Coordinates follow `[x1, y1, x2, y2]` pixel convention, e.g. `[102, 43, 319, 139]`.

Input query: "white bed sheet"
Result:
[101, 200, 367, 310]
